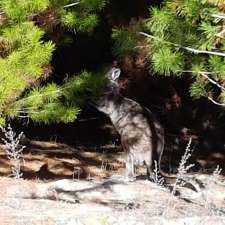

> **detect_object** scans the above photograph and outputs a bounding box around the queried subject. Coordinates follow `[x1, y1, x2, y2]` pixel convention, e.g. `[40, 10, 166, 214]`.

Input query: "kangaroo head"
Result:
[106, 67, 121, 83]
[104, 67, 122, 96]
[95, 67, 122, 114]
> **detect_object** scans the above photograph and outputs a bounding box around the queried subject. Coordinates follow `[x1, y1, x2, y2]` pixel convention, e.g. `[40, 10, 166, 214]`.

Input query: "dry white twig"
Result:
[64, 2, 80, 8]
[216, 28, 225, 38]
[211, 13, 225, 19]
[171, 138, 194, 195]
[0, 124, 25, 179]
[163, 138, 194, 217]
[200, 72, 225, 91]
[176, 70, 225, 107]
[213, 165, 222, 178]
[207, 96, 225, 107]
[179, 70, 225, 91]
[153, 160, 165, 186]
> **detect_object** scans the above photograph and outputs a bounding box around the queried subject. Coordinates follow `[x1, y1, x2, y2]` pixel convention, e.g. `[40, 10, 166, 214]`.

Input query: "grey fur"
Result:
[96, 67, 165, 181]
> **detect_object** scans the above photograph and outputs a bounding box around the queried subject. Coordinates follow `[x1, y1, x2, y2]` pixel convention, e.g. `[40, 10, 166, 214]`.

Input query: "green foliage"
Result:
[61, 11, 78, 28]
[30, 103, 79, 124]
[0, 117, 6, 125]
[81, 0, 108, 12]
[146, 7, 173, 37]
[190, 78, 208, 99]
[61, 11, 98, 31]
[62, 70, 107, 106]
[10, 69, 106, 124]
[181, 0, 203, 20]
[1, 0, 50, 22]
[0, 0, 108, 124]
[112, 27, 138, 60]
[76, 14, 98, 32]
[2, 22, 45, 47]
[50, 0, 69, 7]
[208, 56, 225, 79]
[151, 47, 184, 76]
[145, 0, 225, 104]
[219, 90, 225, 103]
[60, 0, 107, 32]
[198, 21, 220, 50]
[0, 21, 54, 112]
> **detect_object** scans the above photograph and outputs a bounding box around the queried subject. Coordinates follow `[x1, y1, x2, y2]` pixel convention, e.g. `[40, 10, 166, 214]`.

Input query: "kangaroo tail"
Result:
[144, 106, 176, 178]
[155, 121, 177, 178]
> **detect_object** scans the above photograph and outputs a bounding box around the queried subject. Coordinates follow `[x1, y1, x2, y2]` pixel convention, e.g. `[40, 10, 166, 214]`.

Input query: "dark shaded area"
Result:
[51, 22, 112, 82]
[17, 110, 119, 146]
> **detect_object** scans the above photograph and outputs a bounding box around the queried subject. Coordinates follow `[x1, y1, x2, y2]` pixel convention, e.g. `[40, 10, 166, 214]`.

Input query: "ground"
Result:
[0, 140, 124, 180]
[0, 140, 225, 225]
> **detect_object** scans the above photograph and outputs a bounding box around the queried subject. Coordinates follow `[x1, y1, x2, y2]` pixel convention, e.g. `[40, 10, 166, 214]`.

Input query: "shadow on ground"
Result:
[1, 137, 225, 181]
[0, 140, 124, 180]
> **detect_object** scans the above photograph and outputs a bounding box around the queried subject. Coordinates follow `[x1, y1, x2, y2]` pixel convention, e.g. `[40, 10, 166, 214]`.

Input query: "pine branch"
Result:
[144, 2, 225, 106]
[16, 88, 62, 104]
[0, 0, 107, 124]
[139, 32, 225, 57]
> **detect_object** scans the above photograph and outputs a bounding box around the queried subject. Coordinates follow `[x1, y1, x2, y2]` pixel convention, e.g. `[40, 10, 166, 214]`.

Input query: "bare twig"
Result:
[200, 72, 225, 91]
[179, 70, 225, 91]
[208, 96, 225, 106]
[211, 13, 225, 19]
[216, 28, 225, 38]
[177, 70, 214, 75]
[64, 2, 80, 8]
[18, 115, 31, 118]
[139, 32, 225, 57]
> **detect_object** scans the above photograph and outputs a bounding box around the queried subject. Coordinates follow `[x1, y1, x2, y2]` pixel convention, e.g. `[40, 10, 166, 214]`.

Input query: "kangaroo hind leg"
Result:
[125, 153, 136, 182]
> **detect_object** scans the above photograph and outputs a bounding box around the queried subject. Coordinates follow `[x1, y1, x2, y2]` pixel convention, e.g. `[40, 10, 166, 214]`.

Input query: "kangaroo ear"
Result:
[111, 68, 121, 81]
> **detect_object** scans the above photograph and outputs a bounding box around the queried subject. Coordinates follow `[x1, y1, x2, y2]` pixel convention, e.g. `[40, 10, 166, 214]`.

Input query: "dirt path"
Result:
[0, 175, 225, 225]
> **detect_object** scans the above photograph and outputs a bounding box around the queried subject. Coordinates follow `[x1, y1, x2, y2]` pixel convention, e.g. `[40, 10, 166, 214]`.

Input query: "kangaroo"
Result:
[96, 67, 170, 181]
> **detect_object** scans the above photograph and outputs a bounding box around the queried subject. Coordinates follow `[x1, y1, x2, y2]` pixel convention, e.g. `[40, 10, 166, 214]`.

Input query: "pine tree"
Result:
[112, 27, 138, 60]
[0, 0, 108, 124]
[142, 0, 225, 106]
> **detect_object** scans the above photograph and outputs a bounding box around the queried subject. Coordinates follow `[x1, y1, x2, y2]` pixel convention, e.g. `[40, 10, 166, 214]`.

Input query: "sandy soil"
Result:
[0, 141, 225, 225]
